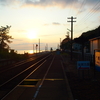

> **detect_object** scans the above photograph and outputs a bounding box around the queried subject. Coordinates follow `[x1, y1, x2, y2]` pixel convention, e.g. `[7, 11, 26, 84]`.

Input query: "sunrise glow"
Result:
[26, 30, 38, 39]
[29, 50, 34, 54]
[0, 0, 99, 51]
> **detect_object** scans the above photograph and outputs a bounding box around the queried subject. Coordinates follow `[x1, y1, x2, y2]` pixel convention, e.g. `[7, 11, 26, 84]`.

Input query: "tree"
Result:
[0, 25, 13, 51]
[60, 33, 71, 51]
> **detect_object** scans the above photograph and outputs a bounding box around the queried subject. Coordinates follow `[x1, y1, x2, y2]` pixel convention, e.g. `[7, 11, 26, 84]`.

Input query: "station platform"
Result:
[2, 54, 73, 100]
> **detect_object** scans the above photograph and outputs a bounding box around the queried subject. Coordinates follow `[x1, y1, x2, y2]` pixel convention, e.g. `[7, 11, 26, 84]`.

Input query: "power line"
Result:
[81, 2, 100, 23]
[68, 0, 76, 16]
[75, 0, 100, 33]
[76, 0, 100, 25]
[76, 0, 87, 16]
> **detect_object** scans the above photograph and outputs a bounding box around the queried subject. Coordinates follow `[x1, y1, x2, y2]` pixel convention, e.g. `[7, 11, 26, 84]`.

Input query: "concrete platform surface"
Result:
[2, 55, 73, 100]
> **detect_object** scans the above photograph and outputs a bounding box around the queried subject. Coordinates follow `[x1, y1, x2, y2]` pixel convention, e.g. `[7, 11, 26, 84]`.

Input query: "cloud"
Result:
[0, 0, 78, 8]
[22, 0, 79, 8]
[0, 0, 100, 12]
[52, 22, 61, 25]
[13, 39, 24, 41]
[22, 0, 100, 13]
[39, 34, 53, 37]
[0, 0, 14, 6]
[43, 23, 49, 26]
[43, 22, 61, 26]
[86, 0, 99, 5]
[17, 30, 27, 33]
[10, 43, 32, 50]
[86, 0, 100, 12]
[0, 0, 24, 7]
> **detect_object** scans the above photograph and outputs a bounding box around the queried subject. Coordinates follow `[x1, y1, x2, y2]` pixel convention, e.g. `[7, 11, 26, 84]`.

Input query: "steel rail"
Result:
[32, 55, 55, 100]
[1, 60, 47, 100]
[0, 53, 50, 73]
[0, 54, 51, 99]
[0, 54, 51, 87]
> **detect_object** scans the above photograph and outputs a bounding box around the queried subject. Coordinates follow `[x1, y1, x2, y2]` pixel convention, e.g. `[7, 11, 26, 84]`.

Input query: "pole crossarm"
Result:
[67, 21, 76, 22]
[67, 16, 77, 19]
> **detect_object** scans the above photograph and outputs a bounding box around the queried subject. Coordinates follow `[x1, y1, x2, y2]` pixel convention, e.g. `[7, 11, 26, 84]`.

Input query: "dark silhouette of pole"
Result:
[33, 44, 34, 54]
[60, 38, 61, 50]
[36, 44, 38, 54]
[45, 44, 48, 52]
[39, 39, 40, 53]
[67, 16, 76, 60]
[46, 44, 48, 51]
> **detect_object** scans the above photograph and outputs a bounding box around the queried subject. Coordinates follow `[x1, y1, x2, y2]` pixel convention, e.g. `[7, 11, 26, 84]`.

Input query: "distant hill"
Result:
[80, 26, 100, 40]
[74, 26, 100, 44]
[61, 26, 100, 51]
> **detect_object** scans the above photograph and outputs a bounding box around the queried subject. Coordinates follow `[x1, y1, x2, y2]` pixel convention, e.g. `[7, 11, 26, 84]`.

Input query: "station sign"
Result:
[95, 52, 100, 71]
[77, 61, 90, 70]
[95, 52, 100, 67]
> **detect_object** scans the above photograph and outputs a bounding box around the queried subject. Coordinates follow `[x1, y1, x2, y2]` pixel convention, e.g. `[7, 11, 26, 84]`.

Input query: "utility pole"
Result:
[67, 16, 76, 60]
[39, 39, 40, 53]
[33, 44, 34, 54]
[60, 38, 61, 50]
[46, 44, 48, 51]
[36, 44, 38, 54]
[45, 44, 48, 52]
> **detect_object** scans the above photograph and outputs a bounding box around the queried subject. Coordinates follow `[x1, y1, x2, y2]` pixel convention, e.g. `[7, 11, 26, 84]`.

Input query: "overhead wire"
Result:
[78, 2, 99, 30]
[67, 0, 100, 37]
[75, 0, 100, 33]
[68, 0, 76, 16]
[67, 0, 76, 32]
[76, 0, 100, 25]
[76, 0, 87, 16]
[81, 2, 100, 23]
[74, 0, 87, 33]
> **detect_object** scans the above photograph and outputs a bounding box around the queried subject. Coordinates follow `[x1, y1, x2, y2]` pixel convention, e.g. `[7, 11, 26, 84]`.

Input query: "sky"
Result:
[0, 0, 100, 52]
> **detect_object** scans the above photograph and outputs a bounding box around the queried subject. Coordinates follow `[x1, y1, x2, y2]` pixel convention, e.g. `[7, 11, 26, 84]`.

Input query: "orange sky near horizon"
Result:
[0, 0, 100, 51]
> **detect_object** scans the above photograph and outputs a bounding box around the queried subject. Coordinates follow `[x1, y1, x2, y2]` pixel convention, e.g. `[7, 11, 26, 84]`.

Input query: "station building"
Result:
[89, 36, 100, 55]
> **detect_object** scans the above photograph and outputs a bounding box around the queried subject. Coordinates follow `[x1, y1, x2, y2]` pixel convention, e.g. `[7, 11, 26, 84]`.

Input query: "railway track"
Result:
[0, 53, 51, 84]
[0, 53, 70, 100]
[0, 53, 51, 99]
[0, 53, 50, 73]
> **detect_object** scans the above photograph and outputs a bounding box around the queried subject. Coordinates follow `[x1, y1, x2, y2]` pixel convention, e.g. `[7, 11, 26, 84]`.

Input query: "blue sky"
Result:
[0, 0, 100, 51]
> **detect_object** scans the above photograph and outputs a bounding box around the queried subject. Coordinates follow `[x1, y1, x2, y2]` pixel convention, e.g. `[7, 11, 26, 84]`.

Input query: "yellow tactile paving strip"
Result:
[18, 78, 64, 87]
